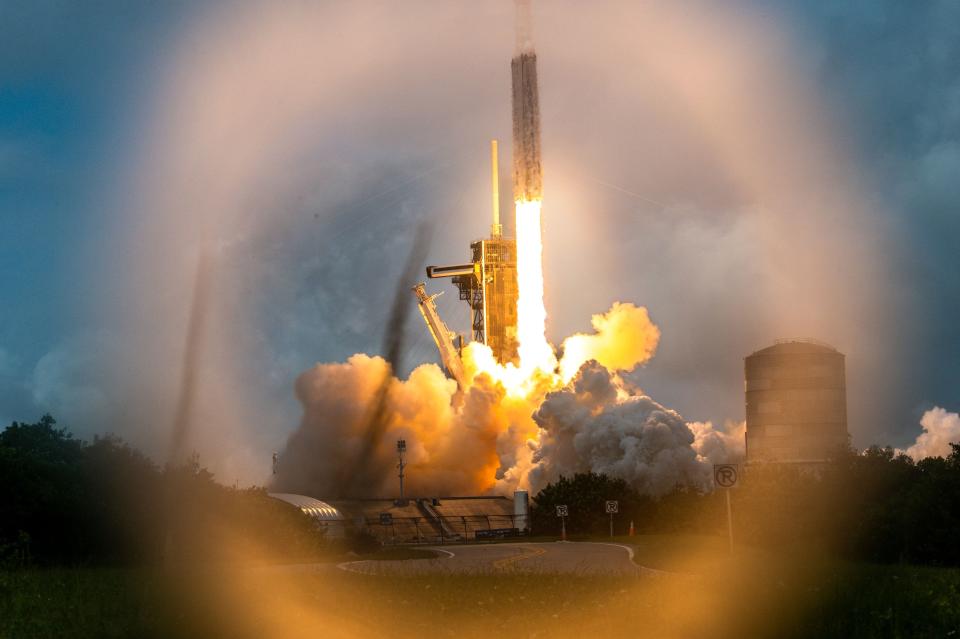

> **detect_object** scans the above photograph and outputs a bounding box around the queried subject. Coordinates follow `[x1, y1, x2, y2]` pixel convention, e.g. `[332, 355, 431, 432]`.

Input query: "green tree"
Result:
[530, 473, 644, 535]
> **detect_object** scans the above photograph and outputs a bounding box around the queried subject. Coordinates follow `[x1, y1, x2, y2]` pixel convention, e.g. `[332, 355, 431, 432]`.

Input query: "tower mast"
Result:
[491, 139, 502, 237]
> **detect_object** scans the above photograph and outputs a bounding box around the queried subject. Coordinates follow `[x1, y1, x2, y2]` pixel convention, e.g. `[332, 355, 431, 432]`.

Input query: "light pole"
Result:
[397, 439, 407, 499]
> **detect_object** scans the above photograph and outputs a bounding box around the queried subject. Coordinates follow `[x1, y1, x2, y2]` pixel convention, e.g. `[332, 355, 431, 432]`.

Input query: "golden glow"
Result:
[461, 197, 560, 399]
[463, 200, 659, 402]
[514, 198, 556, 376]
[558, 302, 660, 383]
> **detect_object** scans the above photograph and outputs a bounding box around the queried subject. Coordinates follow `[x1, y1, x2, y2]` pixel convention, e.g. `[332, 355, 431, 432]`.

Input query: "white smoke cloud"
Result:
[31, 333, 116, 432]
[688, 419, 746, 465]
[529, 361, 714, 496]
[559, 302, 660, 382]
[900, 407, 960, 461]
[274, 297, 745, 498]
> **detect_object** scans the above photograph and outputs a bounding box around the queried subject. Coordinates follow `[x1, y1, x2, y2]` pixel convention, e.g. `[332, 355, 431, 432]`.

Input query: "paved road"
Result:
[338, 542, 640, 576]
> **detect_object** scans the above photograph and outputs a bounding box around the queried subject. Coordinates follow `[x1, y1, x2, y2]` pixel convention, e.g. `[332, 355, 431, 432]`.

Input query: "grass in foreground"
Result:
[2, 557, 959, 639]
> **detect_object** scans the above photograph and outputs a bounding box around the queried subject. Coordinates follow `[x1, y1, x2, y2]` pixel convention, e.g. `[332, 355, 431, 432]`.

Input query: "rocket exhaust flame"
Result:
[515, 198, 554, 376]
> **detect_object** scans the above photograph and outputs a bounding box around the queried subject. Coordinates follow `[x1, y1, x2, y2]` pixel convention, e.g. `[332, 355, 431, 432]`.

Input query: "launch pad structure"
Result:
[419, 140, 520, 373]
[415, 3, 541, 381]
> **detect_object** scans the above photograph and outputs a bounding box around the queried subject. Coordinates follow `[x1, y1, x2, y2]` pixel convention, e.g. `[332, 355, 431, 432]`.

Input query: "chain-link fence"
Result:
[363, 514, 528, 545]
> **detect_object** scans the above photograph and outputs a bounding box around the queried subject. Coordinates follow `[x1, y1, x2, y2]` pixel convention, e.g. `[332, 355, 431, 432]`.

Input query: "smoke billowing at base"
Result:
[273, 302, 744, 498]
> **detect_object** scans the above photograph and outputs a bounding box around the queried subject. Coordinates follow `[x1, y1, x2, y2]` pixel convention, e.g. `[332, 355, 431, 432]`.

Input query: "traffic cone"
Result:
[629, 520, 635, 537]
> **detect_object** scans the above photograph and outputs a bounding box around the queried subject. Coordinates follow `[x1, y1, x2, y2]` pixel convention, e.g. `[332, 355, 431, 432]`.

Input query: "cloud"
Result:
[530, 361, 713, 496]
[31, 334, 114, 431]
[688, 420, 746, 465]
[900, 407, 960, 461]
[273, 354, 511, 498]
[559, 302, 660, 382]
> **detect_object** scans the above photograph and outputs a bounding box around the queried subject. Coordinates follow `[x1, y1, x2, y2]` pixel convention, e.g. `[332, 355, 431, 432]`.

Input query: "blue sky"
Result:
[0, 1, 957, 476]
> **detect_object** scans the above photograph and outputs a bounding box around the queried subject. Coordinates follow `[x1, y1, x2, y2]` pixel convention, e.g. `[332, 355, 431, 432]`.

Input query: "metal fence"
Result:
[363, 514, 528, 545]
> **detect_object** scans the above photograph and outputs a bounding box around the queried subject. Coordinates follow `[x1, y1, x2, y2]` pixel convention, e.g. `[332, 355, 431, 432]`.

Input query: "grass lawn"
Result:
[2, 544, 958, 638]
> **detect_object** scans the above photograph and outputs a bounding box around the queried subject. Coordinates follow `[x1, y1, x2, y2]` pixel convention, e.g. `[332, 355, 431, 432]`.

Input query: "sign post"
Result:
[556, 504, 568, 541]
[605, 500, 618, 538]
[713, 464, 740, 554]
[379, 512, 395, 542]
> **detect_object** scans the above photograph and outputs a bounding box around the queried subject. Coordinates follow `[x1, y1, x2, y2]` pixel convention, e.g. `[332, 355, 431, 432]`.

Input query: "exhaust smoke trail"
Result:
[167, 251, 214, 464]
[278, 223, 432, 499]
[340, 221, 433, 497]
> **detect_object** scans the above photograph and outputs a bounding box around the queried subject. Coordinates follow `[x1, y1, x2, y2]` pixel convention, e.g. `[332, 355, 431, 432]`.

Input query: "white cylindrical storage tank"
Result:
[513, 490, 529, 531]
[745, 339, 848, 463]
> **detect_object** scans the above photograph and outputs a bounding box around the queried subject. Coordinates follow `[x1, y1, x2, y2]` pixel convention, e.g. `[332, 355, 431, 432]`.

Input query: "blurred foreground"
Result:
[3, 551, 959, 638]
[2, 415, 960, 637]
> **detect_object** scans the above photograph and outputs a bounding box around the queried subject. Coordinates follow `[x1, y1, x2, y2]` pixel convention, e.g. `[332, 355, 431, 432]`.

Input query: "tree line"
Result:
[0, 415, 328, 567]
[5, 414, 959, 567]
[531, 445, 960, 565]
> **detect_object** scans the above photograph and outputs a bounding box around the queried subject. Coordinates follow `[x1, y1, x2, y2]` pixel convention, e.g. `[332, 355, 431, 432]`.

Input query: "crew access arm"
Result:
[412, 283, 467, 387]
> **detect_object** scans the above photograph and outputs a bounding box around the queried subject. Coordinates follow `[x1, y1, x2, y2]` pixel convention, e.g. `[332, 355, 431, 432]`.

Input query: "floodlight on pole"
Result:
[397, 439, 407, 499]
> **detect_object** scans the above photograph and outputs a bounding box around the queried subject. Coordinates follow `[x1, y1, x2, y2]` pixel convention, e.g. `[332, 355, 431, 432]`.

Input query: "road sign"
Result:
[713, 464, 740, 554]
[605, 500, 619, 538]
[713, 464, 740, 488]
[379, 512, 393, 525]
[556, 504, 568, 517]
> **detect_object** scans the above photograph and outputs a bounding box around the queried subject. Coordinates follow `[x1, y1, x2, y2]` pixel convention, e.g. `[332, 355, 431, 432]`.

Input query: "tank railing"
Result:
[772, 337, 838, 350]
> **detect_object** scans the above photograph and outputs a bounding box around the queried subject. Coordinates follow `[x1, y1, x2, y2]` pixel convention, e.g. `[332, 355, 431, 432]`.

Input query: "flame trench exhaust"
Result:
[511, 2, 553, 375]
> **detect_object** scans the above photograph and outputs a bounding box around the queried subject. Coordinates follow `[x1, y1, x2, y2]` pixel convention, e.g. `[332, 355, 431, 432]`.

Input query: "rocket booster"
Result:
[511, 3, 542, 202]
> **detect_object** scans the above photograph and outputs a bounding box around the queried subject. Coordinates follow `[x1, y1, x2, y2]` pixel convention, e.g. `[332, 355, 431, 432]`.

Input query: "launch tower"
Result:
[417, 0, 541, 378]
[424, 141, 519, 366]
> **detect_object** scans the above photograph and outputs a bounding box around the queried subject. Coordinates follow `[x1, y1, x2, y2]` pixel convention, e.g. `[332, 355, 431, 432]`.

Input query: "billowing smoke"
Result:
[688, 419, 746, 465]
[559, 302, 660, 382]
[273, 353, 536, 497]
[274, 302, 741, 498]
[336, 223, 431, 497]
[899, 407, 960, 461]
[530, 362, 712, 495]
